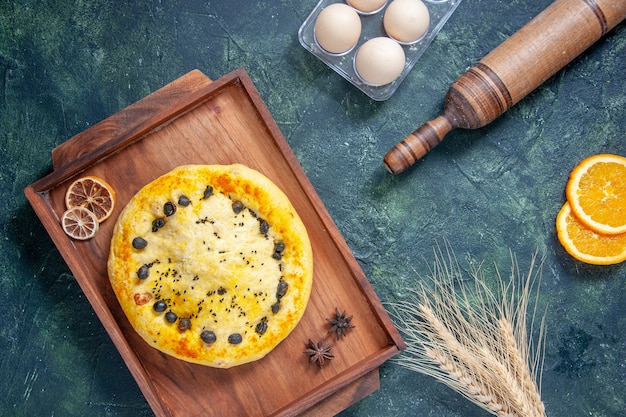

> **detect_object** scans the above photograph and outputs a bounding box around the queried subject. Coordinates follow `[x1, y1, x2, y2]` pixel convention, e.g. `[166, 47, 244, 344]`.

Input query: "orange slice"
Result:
[565, 154, 626, 235]
[61, 207, 100, 240]
[556, 202, 626, 265]
[65, 176, 116, 223]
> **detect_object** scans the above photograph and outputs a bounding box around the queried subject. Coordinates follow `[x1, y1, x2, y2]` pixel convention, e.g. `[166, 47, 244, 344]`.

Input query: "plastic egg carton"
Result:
[298, 0, 463, 101]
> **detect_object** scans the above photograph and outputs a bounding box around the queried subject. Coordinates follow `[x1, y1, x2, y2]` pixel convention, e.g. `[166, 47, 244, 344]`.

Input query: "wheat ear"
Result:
[388, 247, 547, 417]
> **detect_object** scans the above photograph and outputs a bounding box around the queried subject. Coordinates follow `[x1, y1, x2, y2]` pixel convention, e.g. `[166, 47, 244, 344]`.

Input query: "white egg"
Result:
[314, 3, 362, 55]
[384, 0, 430, 44]
[354, 37, 406, 86]
[347, 0, 387, 14]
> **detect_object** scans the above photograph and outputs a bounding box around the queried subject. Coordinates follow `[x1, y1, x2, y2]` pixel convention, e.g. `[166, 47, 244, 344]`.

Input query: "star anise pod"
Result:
[303, 338, 334, 368]
[327, 308, 355, 340]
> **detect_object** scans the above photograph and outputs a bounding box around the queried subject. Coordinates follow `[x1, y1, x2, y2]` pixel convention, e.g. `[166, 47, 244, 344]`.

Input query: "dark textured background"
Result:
[1, 0, 625, 416]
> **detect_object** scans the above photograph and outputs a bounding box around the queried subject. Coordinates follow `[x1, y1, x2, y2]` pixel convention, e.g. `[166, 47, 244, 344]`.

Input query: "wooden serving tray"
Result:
[24, 68, 404, 417]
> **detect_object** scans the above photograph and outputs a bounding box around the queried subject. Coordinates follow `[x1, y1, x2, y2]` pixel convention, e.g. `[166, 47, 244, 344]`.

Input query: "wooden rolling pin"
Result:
[384, 0, 626, 174]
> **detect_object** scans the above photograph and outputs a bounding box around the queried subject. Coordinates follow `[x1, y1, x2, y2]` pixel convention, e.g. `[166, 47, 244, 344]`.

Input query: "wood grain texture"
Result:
[384, 0, 626, 174]
[25, 69, 404, 417]
[51, 69, 213, 171]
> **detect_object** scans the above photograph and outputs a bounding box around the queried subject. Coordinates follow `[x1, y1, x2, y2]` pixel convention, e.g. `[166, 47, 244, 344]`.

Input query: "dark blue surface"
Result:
[1, 1, 625, 416]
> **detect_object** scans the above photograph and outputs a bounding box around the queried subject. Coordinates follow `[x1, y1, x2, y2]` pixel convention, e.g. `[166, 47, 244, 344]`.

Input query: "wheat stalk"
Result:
[388, 245, 547, 417]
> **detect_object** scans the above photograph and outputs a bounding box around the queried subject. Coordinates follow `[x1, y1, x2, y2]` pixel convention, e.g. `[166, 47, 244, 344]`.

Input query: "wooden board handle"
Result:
[384, 0, 626, 174]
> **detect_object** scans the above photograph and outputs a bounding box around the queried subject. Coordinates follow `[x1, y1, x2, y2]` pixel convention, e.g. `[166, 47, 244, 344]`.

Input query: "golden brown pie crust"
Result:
[108, 164, 313, 368]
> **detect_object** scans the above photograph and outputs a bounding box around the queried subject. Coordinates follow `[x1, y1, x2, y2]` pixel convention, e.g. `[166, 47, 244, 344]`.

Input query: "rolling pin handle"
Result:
[384, 115, 453, 174]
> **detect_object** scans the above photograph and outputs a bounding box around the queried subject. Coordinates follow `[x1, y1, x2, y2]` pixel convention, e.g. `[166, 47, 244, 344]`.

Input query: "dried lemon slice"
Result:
[65, 176, 116, 223]
[566, 154, 626, 235]
[556, 202, 626, 265]
[62, 206, 100, 240]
